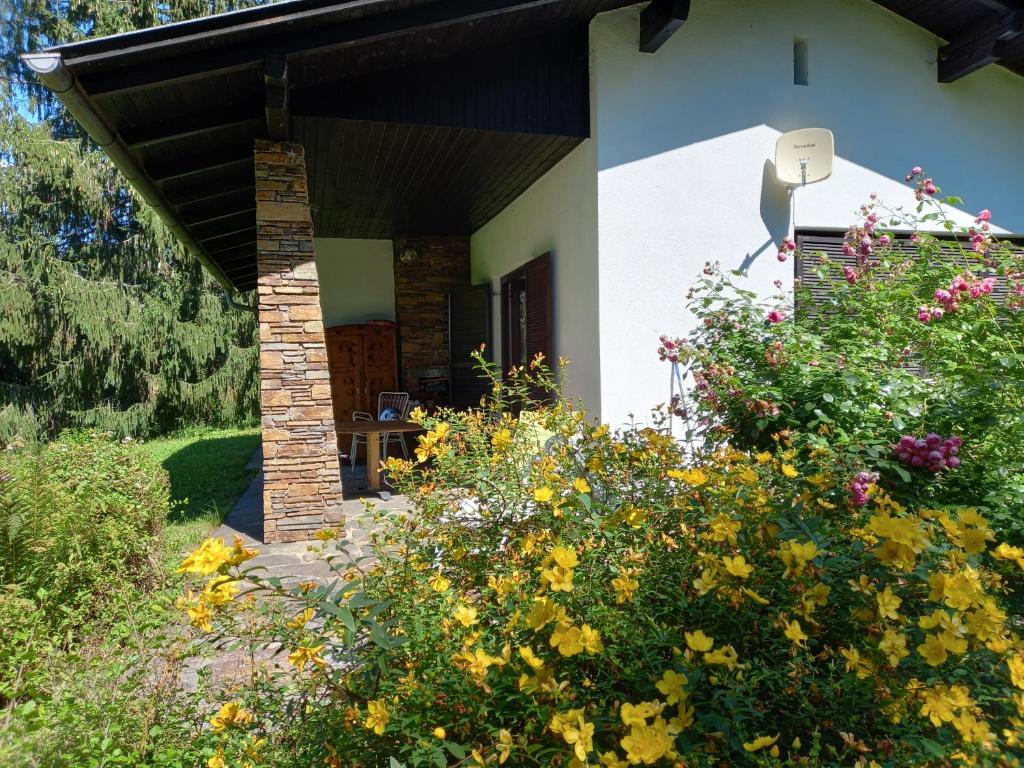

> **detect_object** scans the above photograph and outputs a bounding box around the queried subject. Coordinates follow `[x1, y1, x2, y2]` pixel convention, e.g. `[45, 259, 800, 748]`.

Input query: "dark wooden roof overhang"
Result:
[21, 0, 1024, 294]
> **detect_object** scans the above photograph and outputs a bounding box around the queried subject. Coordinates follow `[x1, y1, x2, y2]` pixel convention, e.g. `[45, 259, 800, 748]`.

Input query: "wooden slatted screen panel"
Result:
[448, 284, 492, 410]
[795, 232, 1017, 310]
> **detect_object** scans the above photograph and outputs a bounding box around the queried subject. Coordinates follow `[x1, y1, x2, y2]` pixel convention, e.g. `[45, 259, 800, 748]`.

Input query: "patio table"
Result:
[335, 419, 423, 494]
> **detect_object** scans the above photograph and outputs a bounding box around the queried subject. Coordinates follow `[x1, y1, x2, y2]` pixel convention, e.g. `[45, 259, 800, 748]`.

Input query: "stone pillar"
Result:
[255, 140, 343, 543]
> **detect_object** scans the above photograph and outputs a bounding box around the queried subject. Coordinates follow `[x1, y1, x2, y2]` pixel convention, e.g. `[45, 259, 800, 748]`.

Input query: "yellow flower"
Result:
[1008, 655, 1024, 689]
[533, 486, 555, 503]
[286, 607, 315, 630]
[878, 630, 909, 667]
[518, 646, 545, 669]
[620, 701, 662, 727]
[783, 619, 808, 648]
[208, 753, 226, 768]
[580, 624, 603, 654]
[179, 595, 213, 632]
[611, 567, 640, 604]
[704, 644, 739, 670]
[288, 645, 327, 671]
[496, 729, 514, 764]
[669, 467, 707, 486]
[743, 734, 779, 752]
[692, 569, 719, 595]
[491, 428, 514, 451]
[525, 597, 565, 630]
[199, 577, 239, 606]
[875, 586, 902, 620]
[620, 718, 672, 764]
[599, 751, 629, 768]
[993, 542, 1024, 569]
[226, 535, 258, 566]
[454, 603, 479, 627]
[540, 564, 575, 592]
[779, 539, 819, 576]
[655, 669, 688, 704]
[721, 555, 753, 579]
[429, 573, 451, 592]
[917, 634, 948, 667]
[550, 623, 585, 657]
[562, 716, 594, 761]
[684, 630, 714, 653]
[920, 684, 972, 725]
[706, 513, 741, 546]
[178, 537, 231, 575]
[210, 701, 254, 733]
[840, 647, 873, 679]
[781, 464, 799, 478]
[572, 477, 592, 494]
[364, 699, 389, 735]
[313, 528, 338, 541]
[433, 727, 446, 739]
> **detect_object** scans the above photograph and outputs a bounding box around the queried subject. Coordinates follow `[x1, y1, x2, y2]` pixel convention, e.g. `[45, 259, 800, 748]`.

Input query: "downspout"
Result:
[21, 51, 257, 314]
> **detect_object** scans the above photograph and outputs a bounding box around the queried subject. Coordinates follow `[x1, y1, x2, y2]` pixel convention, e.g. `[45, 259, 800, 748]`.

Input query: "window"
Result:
[500, 252, 552, 377]
[793, 36, 809, 86]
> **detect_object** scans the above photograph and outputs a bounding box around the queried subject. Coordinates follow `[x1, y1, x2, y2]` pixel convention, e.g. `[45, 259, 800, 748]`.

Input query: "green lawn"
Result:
[141, 426, 260, 563]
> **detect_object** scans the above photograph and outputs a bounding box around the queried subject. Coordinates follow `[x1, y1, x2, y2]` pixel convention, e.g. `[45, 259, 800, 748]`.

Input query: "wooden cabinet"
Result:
[325, 323, 398, 424]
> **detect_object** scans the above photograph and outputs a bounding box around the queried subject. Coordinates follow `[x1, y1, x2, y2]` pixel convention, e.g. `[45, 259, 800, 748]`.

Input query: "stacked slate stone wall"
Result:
[392, 236, 471, 396]
[255, 140, 344, 543]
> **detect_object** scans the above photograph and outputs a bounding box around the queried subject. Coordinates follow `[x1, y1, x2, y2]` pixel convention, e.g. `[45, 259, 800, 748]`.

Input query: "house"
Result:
[24, 0, 1024, 542]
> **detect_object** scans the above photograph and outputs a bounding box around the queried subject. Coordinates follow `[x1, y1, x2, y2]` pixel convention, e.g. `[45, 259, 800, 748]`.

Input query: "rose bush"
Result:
[661, 173, 1024, 552]
[180, 357, 1024, 767]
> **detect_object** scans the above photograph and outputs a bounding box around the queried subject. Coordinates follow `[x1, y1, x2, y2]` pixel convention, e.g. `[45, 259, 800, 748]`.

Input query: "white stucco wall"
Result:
[592, 0, 1024, 430]
[314, 238, 395, 328]
[471, 140, 602, 414]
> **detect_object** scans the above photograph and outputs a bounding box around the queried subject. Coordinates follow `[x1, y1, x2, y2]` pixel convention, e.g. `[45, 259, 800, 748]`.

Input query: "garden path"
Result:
[180, 451, 409, 689]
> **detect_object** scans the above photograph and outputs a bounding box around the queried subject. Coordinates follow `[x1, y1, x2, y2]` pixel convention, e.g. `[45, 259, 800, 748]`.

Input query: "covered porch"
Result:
[24, 0, 626, 541]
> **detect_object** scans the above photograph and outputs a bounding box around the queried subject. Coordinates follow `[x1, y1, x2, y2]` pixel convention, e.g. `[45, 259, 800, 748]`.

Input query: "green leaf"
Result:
[445, 742, 467, 759]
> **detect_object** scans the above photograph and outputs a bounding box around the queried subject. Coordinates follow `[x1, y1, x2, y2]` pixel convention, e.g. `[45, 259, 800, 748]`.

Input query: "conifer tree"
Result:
[0, 1, 274, 442]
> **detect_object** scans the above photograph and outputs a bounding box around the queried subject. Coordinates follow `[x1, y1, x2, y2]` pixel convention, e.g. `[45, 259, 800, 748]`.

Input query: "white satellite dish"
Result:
[775, 128, 834, 186]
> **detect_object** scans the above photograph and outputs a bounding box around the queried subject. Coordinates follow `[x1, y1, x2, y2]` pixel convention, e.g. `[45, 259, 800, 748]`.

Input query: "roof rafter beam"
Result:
[149, 148, 252, 184]
[264, 54, 289, 140]
[639, 0, 689, 53]
[938, 9, 1024, 82]
[121, 105, 262, 149]
[191, 211, 255, 242]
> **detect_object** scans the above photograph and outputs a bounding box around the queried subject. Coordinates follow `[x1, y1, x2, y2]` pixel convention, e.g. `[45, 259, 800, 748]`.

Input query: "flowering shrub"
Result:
[181, 360, 1024, 767]
[664, 174, 1024, 550]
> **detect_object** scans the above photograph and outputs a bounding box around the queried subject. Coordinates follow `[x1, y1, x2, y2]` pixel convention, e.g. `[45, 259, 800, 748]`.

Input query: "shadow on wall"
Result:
[162, 432, 261, 524]
[593, 0, 1024, 231]
[738, 159, 793, 274]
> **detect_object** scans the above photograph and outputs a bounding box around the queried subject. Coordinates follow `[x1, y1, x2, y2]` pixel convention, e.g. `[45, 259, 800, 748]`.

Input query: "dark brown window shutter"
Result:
[523, 252, 552, 366]
[448, 284, 492, 410]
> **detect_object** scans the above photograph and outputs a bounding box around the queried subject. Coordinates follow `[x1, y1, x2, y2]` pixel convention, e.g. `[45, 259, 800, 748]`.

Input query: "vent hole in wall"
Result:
[794, 36, 809, 85]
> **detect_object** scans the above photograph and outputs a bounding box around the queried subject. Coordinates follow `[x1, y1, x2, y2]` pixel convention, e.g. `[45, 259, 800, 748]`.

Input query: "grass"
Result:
[140, 426, 260, 563]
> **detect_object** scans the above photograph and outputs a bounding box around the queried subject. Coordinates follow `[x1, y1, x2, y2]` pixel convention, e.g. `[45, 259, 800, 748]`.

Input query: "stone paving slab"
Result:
[182, 451, 411, 691]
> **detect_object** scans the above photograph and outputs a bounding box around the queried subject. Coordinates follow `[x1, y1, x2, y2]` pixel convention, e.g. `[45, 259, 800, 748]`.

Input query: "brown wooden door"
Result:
[363, 325, 398, 411]
[325, 323, 399, 420]
[326, 327, 366, 419]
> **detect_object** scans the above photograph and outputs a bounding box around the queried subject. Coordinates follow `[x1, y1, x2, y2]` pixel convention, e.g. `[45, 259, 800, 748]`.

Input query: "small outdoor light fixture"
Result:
[399, 245, 419, 264]
[774, 128, 834, 187]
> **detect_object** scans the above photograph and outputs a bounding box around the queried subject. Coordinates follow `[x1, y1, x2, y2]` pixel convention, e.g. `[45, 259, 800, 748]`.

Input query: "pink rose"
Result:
[767, 310, 785, 324]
